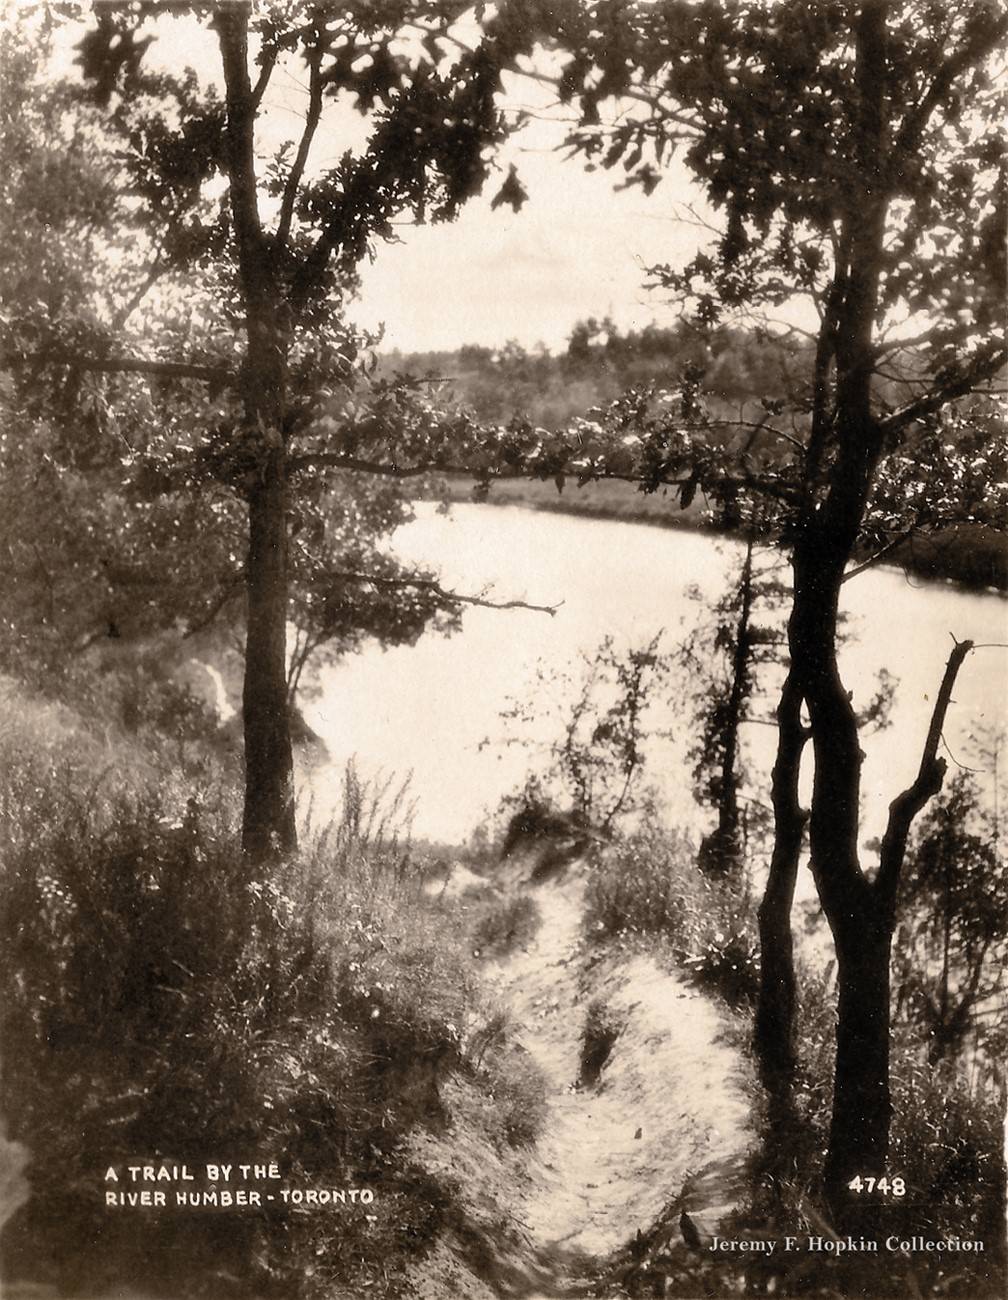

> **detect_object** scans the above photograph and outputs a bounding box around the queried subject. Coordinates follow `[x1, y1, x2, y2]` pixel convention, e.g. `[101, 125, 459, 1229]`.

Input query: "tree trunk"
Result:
[794, 531, 888, 1231]
[794, 2, 892, 1208]
[242, 451, 296, 861]
[217, 7, 297, 860]
[699, 531, 755, 875]
[754, 667, 806, 1082]
[755, 0, 891, 1093]
[824, 921, 893, 1228]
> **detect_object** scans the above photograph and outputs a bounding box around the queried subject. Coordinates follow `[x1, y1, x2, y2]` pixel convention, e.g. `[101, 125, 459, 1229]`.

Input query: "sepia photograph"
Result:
[0, 2, 1005, 1297]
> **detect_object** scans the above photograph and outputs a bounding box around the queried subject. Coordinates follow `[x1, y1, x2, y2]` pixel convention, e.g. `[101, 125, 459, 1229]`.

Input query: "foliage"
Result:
[679, 535, 785, 872]
[483, 1050, 549, 1151]
[0, 24, 473, 705]
[1, 4, 545, 855]
[739, 962, 1006, 1297]
[584, 822, 759, 1007]
[498, 633, 672, 834]
[0, 737, 542, 1296]
[505, 0, 1008, 649]
[534, 0, 1004, 344]
[893, 770, 1008, 1063]
[472, 895, 542, 959]
[389, 318, 803, 427]
[503, 0, 1006, 1206]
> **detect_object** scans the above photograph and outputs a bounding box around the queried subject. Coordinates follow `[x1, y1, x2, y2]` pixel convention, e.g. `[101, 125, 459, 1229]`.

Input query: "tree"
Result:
[497, 632, 672, 838]
[505, 0, 1006, 1224]
[894, 769, 1008, 1064]
[4, 3, 533, 861]
[679, 530, 785, 875]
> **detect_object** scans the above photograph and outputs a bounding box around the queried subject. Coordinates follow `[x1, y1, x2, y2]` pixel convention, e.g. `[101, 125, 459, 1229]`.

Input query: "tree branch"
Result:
[329, 567, 561, 617]
[112, 249, 169, 329]
[288, 451, 802, 507]
[250, 44, 279, 112]
[422, 22, 706, 136]
[183, 574, 245, 640]
[276, 28, 324, 246]
[892, 12, 1008, 164]
[841, 526, 918, 583]
[878, 344, 1008, 438]
[2, 351, 234, 384]
[876, 636, 975, 911]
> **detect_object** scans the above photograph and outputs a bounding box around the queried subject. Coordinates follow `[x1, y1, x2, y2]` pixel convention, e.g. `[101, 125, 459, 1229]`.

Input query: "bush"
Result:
[686, 929, 759, 1007]
[743, 964, 1007, 1297]
[0, 745, 533, 1298]
[584, 823, 759, 1005]
[485, 1049, 549, 1149]
[472, 896, 542, 957]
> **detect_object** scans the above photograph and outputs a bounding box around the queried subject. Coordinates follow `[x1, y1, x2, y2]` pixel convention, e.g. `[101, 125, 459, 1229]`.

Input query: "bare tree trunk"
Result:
[754, 667, 807, 1083]
[242, 453, 296, 860]
[824, 918, 893, 1223]
[816, 632, 973, 1226]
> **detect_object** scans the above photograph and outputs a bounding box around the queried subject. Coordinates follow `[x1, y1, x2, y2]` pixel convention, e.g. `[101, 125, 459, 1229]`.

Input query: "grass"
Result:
[582, 814, 1005, 1295]
[583, 823, 760, 1008]
[0, 688, 546, 1299]
[726, 962, 1008, 1298]
[434, 474, 708, 531]
[472, 895, 542, 958]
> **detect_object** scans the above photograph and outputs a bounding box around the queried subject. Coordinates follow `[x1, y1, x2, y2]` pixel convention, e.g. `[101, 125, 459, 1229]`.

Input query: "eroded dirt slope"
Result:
[417, 861, 756, 1298]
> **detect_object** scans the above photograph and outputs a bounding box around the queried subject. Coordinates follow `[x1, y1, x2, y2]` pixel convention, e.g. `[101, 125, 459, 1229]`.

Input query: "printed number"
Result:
[847, 1175, 906, 1196]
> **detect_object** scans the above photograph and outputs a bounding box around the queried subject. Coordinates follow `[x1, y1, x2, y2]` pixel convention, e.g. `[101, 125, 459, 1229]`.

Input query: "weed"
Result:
[584, 823, 758, 1006]
[473, 896, 542, 958]
[0, 737, 536, 1298]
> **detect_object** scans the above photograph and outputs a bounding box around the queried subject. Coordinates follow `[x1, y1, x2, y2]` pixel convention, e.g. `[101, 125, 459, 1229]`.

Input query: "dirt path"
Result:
[486, 869, 755, 1295]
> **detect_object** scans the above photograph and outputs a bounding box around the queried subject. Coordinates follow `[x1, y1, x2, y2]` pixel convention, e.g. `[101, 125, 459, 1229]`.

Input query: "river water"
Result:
[304, 504, 1006, 861]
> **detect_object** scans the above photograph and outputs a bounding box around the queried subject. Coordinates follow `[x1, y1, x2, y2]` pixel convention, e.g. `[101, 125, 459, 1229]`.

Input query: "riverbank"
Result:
[429, 477, 1007, 592]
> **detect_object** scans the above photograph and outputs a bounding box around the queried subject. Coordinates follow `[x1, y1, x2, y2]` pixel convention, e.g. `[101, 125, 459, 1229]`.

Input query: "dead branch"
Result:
[876, 636, 975, 912]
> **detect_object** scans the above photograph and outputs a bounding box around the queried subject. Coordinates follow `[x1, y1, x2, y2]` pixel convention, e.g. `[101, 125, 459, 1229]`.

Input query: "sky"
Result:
[347, 100, 713, 354]
[44, 7, 722, 355]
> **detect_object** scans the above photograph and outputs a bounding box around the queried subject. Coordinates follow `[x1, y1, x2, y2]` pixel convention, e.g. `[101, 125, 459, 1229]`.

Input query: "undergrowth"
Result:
[583, 819, 1005, 1296]
[729, 963, 1008, 1298]
[0, 717, 543, 1298]
[584, 823, 759, 1007]
[472, 895, 542, 958]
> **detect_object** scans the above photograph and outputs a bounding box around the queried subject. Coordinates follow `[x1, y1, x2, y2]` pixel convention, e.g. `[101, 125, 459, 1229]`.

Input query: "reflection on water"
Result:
[305, 505, 1006, 865]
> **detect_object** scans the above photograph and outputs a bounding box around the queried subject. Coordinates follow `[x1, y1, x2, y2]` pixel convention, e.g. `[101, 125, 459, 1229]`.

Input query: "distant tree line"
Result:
[383, 318, 805, 427]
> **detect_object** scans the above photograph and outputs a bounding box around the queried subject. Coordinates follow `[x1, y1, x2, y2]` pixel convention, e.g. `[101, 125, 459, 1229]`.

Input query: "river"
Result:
[304, 505, 1006, 860]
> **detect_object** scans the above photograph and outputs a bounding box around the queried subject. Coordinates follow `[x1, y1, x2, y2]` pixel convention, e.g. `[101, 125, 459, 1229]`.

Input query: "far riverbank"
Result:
[428, 476, 1006, 592]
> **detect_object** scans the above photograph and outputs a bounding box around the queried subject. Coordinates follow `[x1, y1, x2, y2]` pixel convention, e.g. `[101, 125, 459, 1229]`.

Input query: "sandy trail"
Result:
[487, 870, 755, 1293]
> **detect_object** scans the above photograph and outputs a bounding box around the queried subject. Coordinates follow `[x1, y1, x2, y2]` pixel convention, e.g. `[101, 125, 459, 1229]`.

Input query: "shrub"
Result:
[583, 824, 695, 942]
[497, 632, 671, 835]
[485, 1049, 549, 1149]
[584, 823, 758, 1005]
[685, 928, 759, 1007]
[472, 895, 542, 958]
[0, 746, 529, 1298]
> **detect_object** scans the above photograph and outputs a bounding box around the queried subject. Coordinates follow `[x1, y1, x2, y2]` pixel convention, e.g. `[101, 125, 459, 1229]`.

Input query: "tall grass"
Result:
[0, 726, 543, 1298]
[583, 821, 1006, 1295]
[584, 823, 759, 1006]
[737, 961, 1007, 1297]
